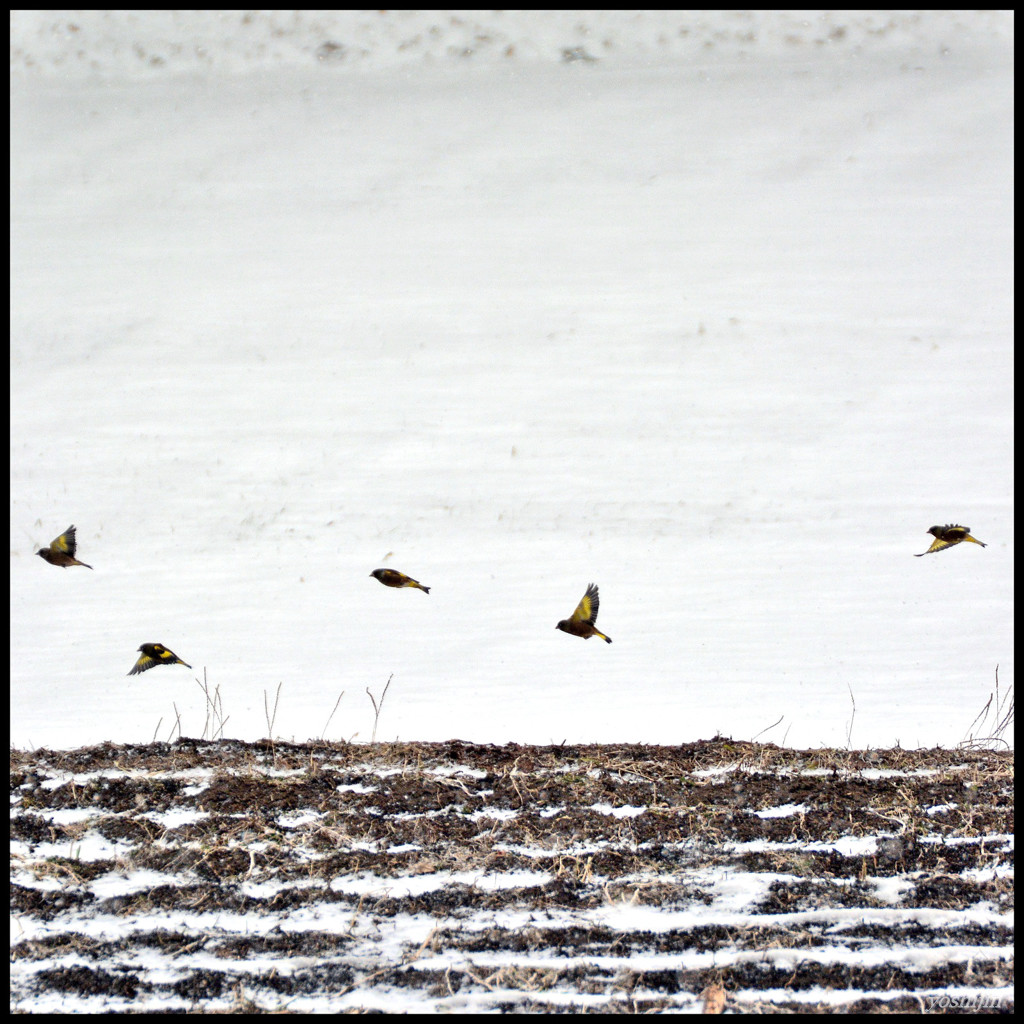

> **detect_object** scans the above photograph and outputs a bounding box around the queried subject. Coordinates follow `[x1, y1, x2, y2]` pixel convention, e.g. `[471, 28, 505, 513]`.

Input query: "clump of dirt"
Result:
[10, 738, 1014, 1012]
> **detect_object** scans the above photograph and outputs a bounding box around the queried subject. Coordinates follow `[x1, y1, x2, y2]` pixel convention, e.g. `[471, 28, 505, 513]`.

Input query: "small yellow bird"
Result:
[556, 583, 612, 643]
[370, 568, 430, 593]
[36, 525, 93, 569]
[128, 643, 192, 676]
[914, 524, 988, 557]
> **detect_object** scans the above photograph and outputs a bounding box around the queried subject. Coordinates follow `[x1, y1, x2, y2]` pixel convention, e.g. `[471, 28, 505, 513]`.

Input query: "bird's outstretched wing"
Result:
[915, 524, 986, 556]
[51, 526, 78, 557]
[129, 643, 191, 676]
[571, 583, 599, 625]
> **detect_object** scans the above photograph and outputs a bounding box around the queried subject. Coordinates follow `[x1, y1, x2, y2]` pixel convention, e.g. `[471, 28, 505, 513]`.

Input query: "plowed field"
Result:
[10, 739, 1013, 1012]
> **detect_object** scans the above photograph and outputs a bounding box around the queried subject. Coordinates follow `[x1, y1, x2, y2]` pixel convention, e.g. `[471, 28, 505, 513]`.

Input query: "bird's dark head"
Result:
[36, 549, 45, 558]
[370, 569, 381, 580]
[556, 620, 568, 632]
[927, 526, 942, 537]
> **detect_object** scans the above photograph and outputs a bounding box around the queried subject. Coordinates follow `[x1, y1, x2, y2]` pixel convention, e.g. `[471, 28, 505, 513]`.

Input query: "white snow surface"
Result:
[10, 11, 1014, 751]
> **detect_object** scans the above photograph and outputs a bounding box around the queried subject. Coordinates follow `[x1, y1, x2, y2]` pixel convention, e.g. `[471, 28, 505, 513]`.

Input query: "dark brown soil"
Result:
[10, 738, 1014, 1012]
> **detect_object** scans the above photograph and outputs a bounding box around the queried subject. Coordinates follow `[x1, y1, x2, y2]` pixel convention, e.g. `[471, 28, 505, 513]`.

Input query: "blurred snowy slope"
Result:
[10, 10, 1014, 78]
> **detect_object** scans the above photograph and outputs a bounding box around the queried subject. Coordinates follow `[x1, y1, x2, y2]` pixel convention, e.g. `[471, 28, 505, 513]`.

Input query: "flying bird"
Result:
[556, 583, 612, 643]
[128, 643, 192, 676]
[370, 568, 430, 593]
[36, 525, 93, 569]
[914, 524, 988, 557]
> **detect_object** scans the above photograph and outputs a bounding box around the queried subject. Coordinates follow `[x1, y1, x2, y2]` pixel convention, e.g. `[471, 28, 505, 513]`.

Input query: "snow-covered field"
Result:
[10, 10, 1014, 750]
[9, 12, 1015, 1013]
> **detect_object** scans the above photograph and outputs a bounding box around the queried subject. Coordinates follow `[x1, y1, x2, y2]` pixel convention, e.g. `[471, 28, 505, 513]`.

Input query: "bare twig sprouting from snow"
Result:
[263, 682, 282, 757]
[166, 703, 183, 743]
[960, 665, 1014, 750]
[964, 692, 994, 744]
[197, 668, 229, 741]
[319, 690, 345, 741]
[993, 670, 1015, 740]
[367, 674, 393, 743]
[263, 682, 282, 736]
[752, 715, 784, 742]
[845, 683, 856, 749]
